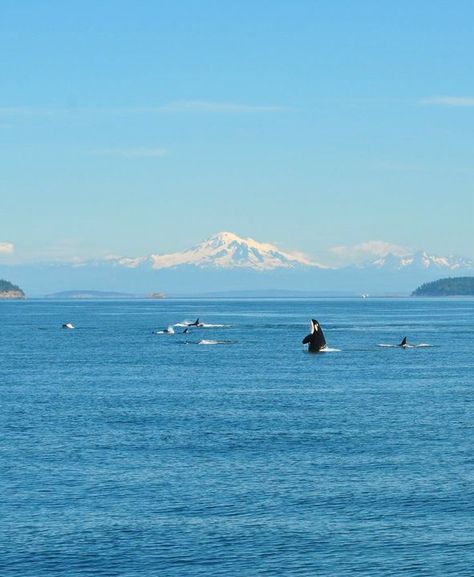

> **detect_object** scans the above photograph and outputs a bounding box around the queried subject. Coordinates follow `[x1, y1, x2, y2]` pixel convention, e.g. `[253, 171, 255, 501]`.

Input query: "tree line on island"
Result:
[412, 276, 474, 296]
[0, 279, 25, 299]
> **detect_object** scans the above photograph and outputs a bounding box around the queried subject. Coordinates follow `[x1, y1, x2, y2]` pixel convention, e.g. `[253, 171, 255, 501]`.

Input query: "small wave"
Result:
[155, 326, 175, 335]
[305, 346, 341, 353]
[198, 339, 235, 345]
[378, 343, 432, 348]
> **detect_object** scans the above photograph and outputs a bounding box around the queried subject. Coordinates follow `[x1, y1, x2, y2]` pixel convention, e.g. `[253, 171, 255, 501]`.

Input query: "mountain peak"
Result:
[370, 250, 472, 271]
[212, 231, 241, 242]
[149, 231, 324, 270]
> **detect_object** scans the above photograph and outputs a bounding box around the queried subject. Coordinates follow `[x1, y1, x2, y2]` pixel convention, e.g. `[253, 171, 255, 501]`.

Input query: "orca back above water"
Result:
[62, 323, 74, 329]
[302, 319, 327, 352]
[188, 318, 201, 327]
[378, 338, 432, 349]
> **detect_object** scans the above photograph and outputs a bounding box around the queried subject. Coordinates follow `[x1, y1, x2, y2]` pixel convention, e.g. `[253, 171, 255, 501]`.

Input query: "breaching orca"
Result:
[62, 323, 75, 329]
[302, 319, 327, 352]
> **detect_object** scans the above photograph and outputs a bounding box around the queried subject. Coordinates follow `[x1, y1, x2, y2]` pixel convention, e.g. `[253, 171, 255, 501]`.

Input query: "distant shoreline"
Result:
[18, 295, 474, 302]
[0, 290, 25, 300]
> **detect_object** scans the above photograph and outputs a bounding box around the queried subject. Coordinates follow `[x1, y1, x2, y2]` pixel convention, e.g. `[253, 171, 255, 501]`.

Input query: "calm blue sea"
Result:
[1, 298, 473, 577]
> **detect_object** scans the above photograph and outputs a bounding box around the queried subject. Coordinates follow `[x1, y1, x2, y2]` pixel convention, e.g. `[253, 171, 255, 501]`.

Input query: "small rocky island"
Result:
[0, 279, 25, 299]
[412, 276, 474, 296]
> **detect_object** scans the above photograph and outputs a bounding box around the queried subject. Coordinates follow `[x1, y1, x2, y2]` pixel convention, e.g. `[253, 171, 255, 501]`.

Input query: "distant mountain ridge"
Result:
[1, 232, 472, 297]
[369, 251, 472, 271]
[107, 232, 471, 274]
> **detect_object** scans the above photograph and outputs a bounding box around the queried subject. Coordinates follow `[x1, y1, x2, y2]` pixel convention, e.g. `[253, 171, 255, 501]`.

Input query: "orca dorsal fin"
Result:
[400, 337, 407, 346]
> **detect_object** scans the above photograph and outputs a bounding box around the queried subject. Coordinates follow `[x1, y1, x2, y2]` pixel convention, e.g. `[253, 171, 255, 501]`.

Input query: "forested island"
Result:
[412, 277, 474, 296]
[0, 279, 25, 299]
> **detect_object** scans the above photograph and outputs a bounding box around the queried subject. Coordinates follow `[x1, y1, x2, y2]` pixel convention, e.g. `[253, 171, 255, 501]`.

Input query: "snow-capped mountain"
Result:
[148, 232, 325, 270]
[104, 234, 471, 273]
[3, 232, 472, 296]
[368, 251, 473, 271]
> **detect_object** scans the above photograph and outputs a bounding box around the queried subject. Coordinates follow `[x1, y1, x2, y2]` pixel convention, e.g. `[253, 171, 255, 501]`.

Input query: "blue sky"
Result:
[1, 0, 473, 264]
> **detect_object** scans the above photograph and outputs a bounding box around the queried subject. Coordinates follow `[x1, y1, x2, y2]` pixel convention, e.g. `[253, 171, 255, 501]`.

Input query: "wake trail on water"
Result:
[193, 339, 236, 345]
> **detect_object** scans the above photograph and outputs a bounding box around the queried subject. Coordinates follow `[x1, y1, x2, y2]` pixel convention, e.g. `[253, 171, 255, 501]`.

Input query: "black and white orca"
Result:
[187, 318, 202, 327]
[302, 319, 327, 352]
[399, 337, 408, 347]
[62, 323, 75, 329]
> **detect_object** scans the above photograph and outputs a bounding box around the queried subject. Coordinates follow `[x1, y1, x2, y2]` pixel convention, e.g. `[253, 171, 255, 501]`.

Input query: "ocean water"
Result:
[0, 298, 473, 577]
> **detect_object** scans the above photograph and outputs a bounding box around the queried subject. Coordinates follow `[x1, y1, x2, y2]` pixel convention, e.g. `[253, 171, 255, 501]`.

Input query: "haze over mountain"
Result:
[369, 251, 472, 272]
[1, 232, 472, 297]
[104, 232, 471, 272]
[109, 232, 324, 271]
[151, 232, 322, 270]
